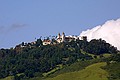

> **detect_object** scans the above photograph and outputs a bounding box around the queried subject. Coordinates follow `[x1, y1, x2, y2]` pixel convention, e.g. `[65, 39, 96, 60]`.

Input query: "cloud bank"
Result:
[80, 18, 120, 50]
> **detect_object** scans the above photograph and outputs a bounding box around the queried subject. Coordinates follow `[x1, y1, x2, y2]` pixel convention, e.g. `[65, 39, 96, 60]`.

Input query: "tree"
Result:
[35, 39, 43, 47]
[21, 42, 24, 46]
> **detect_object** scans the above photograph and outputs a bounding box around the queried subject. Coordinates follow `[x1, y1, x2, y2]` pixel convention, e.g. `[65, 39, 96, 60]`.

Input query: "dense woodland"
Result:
[0, 38, 119, 80]
[103, 54, 120, 80]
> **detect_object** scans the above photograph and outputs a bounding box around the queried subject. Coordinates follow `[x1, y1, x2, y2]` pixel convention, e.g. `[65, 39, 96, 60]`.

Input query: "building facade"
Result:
[57, 32, 76, 43]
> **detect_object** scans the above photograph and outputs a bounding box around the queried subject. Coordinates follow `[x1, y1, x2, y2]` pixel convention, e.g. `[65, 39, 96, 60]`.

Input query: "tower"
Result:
[58, 33, 61, 39]
[61, 32, 65, 42]
[57, 33, 62, 43]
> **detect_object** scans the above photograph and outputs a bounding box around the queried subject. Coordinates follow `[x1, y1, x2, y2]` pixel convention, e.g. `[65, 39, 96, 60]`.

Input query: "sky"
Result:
[0, 0, 120, 48]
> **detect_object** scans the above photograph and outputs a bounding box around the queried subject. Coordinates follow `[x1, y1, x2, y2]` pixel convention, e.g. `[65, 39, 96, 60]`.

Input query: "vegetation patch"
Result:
[103, 54, 120, 80]
[46, 62, 108, 80]
[43, 64, 63, 77]
[0, 76, 14, 80]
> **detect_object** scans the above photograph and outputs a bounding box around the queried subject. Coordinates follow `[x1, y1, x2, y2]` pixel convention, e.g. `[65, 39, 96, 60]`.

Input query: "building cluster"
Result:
[15, 32, 87, 49]
[14, 32, 87, 54]
[43, 32, 87, 45]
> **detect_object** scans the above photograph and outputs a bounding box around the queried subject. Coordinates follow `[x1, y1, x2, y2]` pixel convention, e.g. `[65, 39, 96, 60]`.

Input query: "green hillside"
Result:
[46, 62, 108, 80]
[0, 39, 118, 80]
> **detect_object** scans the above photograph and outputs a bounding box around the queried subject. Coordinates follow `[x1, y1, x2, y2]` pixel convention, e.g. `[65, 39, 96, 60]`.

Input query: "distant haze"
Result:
[80, 18, 120, 50]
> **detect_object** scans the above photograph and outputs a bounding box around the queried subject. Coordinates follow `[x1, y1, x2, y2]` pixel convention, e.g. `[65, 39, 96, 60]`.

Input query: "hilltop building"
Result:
[57, 32, 77, 43]
[15, 32, 87, 47]
[43, 39, 51, 45]
[42, 32, 87, 45]
[57, 32, 65, 43]
[80, 36, 87, 41]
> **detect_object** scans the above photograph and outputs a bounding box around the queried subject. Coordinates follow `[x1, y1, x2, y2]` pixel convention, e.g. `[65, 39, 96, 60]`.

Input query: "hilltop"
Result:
[0, 36, 119, 80]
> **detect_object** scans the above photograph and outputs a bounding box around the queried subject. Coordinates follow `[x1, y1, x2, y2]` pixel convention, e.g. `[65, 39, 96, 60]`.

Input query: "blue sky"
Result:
[0, 0, 120, 48]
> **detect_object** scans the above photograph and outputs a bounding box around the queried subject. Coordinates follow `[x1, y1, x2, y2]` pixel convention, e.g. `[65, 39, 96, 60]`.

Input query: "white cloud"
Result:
[80, 18, 120, 50]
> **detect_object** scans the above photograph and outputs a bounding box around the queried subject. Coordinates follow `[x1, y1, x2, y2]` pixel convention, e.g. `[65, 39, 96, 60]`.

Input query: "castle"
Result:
[43, 32, 87, 45]
[15, 32, 87, 47]
[57, 32, 76, 43]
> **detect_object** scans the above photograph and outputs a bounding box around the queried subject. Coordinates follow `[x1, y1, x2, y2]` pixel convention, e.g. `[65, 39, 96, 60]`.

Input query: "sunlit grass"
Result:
[46, 62, 108, 80]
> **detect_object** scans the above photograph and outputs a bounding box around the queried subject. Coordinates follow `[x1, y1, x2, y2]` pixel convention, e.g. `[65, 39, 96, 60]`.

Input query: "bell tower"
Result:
[61, 32, 65, 42]
[58, 33, 61, 39]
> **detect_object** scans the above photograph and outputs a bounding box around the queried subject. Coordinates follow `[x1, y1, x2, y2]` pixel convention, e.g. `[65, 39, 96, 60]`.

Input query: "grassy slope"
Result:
[43, 64, 63, 77]
[0, 76, 14, 80]
[104, 62, 120, 80]
[46, 62, 108, 80]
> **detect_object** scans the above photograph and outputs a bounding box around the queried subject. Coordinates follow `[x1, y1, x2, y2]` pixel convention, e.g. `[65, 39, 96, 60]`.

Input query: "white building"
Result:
[42, 32, 87, 45]
[57, 32, 87, 43]
[43, 39, 51, 45]
[57, 32, 65, 43]
[57, 32, 76, 43]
